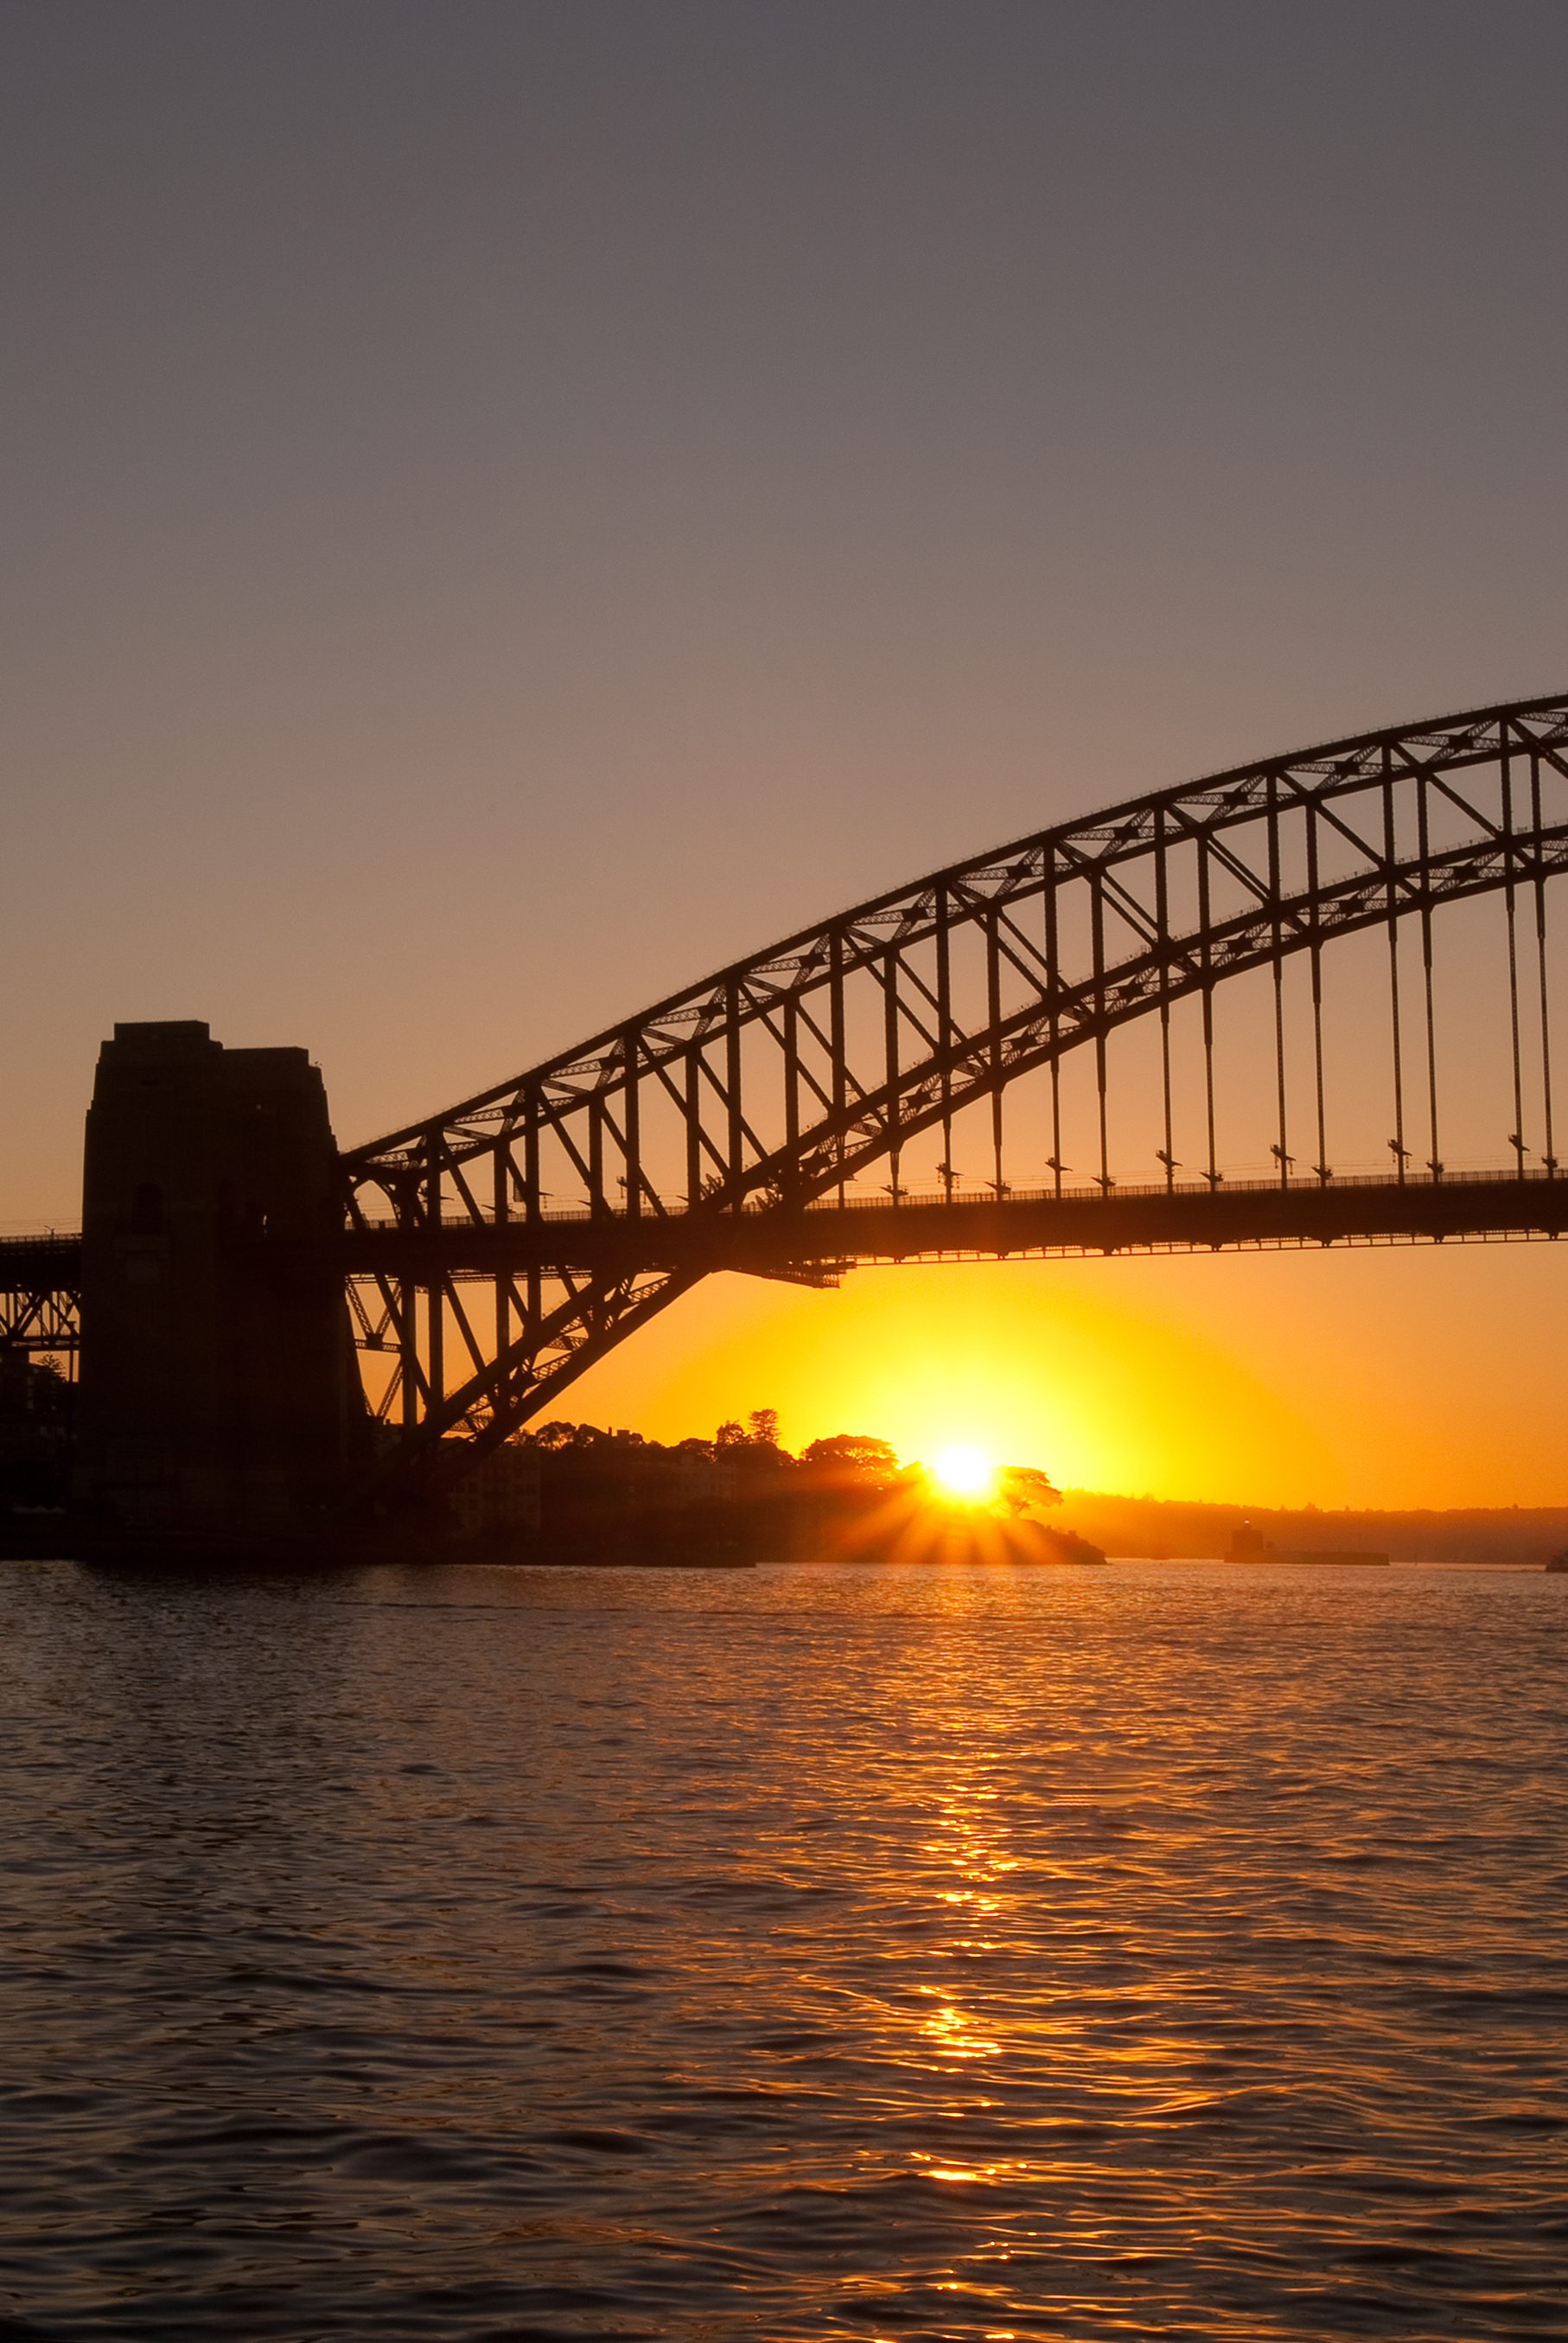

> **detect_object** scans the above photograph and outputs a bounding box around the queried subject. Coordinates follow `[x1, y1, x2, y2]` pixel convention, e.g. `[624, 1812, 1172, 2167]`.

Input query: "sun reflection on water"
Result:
[11, 1561, 1556, 2339]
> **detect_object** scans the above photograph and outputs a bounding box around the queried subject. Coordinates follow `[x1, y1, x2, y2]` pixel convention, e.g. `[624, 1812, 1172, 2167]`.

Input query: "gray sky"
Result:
[5, 0, 1566, 1212]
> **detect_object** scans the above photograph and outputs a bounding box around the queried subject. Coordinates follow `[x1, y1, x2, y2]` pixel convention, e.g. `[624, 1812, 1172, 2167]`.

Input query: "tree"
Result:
[800, 1433, 901, 1483]
[516, 1420, 578, 1450]
[748, 1408, 780, 1448]
[994, 1465, 1061, 1519]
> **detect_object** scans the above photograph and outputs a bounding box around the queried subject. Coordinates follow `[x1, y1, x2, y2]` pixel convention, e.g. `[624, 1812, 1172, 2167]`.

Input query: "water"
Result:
[1, 1557, 1564, 2341]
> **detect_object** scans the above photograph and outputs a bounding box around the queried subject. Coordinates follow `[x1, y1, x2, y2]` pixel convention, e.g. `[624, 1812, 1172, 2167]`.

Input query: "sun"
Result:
[931, 1445, 995, 1502]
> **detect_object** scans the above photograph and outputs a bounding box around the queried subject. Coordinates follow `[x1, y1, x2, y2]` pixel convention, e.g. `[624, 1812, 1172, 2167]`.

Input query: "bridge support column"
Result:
[74, 1021, 361, 1542]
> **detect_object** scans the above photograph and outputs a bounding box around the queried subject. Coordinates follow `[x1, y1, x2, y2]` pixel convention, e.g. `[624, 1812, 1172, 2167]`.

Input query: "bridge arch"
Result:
[340, 692, 1568, 1469]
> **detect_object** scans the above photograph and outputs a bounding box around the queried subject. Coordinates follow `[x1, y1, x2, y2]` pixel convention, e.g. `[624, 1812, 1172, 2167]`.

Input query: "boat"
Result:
[1546, 1550, 1568, 1573]
[1228, 1524, 1390, 1567]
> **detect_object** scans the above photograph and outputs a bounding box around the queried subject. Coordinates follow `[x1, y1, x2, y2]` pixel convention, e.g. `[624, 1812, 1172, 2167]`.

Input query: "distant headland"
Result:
[447, 1412, 1106, 1568]
[1053, 1489, 1568, 1570]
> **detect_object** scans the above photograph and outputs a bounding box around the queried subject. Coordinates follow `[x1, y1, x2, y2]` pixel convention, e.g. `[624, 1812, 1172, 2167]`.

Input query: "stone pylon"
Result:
[74, 1022, 363, 1540]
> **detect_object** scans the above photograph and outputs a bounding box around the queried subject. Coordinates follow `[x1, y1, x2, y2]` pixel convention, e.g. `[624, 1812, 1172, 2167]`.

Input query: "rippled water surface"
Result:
[1, 1557, 1564, 2340]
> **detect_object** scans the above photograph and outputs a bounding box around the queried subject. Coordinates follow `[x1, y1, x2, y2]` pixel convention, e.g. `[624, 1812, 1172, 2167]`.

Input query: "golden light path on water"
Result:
[0, 1554, 1562, 2339]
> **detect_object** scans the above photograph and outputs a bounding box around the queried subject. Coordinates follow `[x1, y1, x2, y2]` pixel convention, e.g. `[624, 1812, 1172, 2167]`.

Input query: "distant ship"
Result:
[1229, 1524, 1390, 1567]
[1546, 1550, 1568, 1573]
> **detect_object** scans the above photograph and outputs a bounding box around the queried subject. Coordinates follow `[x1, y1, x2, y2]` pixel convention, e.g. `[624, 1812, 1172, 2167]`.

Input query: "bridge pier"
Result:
[73, 1022, 362, 1546]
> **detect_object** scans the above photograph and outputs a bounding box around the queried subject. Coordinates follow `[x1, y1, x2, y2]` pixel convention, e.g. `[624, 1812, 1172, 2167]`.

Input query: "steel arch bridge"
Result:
[335, 691, 1568, 1480]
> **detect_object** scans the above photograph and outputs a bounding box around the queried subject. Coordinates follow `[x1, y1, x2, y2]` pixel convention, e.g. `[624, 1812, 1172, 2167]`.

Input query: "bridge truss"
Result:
[336, 692, 1568, 1478]
[0, 1237, 82, 1357]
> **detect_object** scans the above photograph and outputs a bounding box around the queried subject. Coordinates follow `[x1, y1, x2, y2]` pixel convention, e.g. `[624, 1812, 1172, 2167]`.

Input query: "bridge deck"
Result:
[344, 1167, 1568, 1280]
[0, 1235, 84, 1286]
[10, 1171, 1565, 1311]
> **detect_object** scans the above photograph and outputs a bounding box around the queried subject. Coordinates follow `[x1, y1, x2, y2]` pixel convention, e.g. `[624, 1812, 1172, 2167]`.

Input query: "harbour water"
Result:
[1, 1557, 1563, 2340]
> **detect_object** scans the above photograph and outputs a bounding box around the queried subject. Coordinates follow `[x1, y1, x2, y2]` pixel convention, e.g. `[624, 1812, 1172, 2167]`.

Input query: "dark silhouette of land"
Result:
[443, 1430, 1568, 1569]
[450, 1411, 1106, 1568]
[4, 1360, 1565, 1567]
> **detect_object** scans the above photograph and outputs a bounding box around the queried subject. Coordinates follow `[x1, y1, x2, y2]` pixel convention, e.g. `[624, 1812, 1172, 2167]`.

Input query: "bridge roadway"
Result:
[343, 1166, 1568, 1283]
[0, 1235, 83, 1289]
[7, 1168, 1565, 1322]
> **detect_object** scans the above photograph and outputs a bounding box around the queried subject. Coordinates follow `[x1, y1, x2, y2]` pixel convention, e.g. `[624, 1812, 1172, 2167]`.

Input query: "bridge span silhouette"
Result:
[5, 691, 1568, 1539]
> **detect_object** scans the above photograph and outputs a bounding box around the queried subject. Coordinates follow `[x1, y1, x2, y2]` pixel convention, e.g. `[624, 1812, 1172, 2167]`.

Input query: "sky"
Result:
[4, 0, 1568, 1507]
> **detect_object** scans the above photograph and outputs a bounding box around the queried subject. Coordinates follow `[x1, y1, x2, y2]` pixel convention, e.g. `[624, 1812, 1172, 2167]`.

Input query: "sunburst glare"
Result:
[931, 1445, 994, 1501]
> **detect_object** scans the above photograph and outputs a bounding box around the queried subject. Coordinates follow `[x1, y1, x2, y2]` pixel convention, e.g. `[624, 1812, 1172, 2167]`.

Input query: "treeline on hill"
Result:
[459, 1411, 1074, 1567]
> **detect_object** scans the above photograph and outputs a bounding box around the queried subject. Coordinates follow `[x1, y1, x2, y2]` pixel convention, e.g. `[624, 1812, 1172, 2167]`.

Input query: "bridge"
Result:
[6, 690, 1568, 1537]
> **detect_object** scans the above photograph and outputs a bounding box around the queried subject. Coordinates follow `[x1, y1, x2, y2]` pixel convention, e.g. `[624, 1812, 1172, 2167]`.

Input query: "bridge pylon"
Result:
[73, 1022, 363, 1543]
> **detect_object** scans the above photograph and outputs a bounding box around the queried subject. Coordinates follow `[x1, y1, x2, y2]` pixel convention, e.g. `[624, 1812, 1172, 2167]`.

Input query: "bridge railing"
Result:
[347, 1158, 1560, 1232]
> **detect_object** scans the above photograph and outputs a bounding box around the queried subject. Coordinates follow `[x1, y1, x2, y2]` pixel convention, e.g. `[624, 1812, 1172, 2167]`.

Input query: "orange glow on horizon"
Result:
[547, 1240, 1568, 1512]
